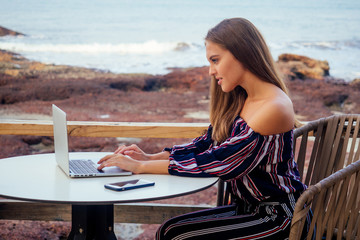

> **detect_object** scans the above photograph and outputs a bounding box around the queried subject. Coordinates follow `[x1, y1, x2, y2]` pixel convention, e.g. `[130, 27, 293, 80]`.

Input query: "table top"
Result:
[0, 152, 218, 205]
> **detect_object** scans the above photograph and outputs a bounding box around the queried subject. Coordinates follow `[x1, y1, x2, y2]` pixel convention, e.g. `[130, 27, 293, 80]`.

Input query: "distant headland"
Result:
[0, 26, 25, 37]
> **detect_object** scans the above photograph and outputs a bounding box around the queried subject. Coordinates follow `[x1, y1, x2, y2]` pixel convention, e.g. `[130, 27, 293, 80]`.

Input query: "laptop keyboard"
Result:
[69, 159, 100, 175]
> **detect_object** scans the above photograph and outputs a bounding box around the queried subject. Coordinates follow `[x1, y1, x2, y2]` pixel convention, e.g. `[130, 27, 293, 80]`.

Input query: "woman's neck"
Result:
[241, 74, 277, 101]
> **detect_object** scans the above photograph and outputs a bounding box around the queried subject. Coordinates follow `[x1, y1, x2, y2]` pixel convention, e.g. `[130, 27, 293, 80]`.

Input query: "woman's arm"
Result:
[168, 119, 265, 179]
[98, 153, 170, 174]
[148, 151, 171, 161]
[98, 125, 212, 174]
[138, 159, 170, 174]
[114, 144, 170, 161]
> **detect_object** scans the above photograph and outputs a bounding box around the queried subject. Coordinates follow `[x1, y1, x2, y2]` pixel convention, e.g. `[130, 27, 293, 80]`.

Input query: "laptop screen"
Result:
[52, 104, 70, 175]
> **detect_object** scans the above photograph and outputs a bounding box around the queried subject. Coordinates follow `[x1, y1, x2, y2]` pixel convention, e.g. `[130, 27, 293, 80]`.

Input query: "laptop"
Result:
[52, 104, 132, 177]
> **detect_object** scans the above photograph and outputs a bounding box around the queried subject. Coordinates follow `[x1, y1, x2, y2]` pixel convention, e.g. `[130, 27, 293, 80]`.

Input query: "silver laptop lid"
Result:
[52, 104, 132, 178]
[52, 104, 70, 176]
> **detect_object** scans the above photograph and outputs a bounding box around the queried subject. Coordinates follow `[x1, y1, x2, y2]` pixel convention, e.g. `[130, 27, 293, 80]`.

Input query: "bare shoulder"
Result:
[247, 94, 295, 135]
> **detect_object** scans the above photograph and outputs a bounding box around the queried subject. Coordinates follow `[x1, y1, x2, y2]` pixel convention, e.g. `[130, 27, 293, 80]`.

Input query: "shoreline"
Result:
[1, 48, 360, 117]
[1, 48, 360, 122]
[2, 47, 360, 158]
[1, 49, 360, 239]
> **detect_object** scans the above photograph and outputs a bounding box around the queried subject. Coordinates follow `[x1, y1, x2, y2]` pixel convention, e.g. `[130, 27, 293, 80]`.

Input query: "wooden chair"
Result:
[289, 159, 360, 240]
[217, 114, 360, 206]
[290, 114, 360, 239]
[294, 114, 360, 187]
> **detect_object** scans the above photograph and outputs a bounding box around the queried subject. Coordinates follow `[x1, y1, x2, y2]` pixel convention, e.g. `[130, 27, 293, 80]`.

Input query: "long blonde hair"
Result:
[206, 18, 289, 143]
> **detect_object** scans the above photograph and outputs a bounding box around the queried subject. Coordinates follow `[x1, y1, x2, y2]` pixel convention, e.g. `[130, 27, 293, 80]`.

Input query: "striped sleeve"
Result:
[168, 122, 268, 180]
[168, 125, 213, 156]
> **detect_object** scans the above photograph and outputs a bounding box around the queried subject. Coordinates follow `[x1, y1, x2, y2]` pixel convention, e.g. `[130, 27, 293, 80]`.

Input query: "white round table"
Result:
[0, 152, 218, 239]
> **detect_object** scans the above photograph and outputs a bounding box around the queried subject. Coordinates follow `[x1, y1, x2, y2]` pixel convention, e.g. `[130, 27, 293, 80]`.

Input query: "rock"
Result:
[109, 76, 167, 92]
[323, 93, 348, 107]
[277, 53, 330, 80]
[351, 78, 360, 84]
[0, 136, 33, 159]
[286, 77, 360, 120]
[143, 77, 167, 91]
[174, 42, 190, 51]
[0, 26, 25, 37]
[350, 78, 360, 90]
[22, 136, 43, 145]
[164, 67, 209, 92]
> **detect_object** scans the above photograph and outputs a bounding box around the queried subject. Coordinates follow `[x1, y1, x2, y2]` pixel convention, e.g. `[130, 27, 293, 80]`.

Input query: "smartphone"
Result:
[104, 179, 155, 191]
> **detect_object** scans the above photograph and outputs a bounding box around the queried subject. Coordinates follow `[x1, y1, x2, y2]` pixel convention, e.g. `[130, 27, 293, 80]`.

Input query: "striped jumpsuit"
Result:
[156, 116, 311, 240]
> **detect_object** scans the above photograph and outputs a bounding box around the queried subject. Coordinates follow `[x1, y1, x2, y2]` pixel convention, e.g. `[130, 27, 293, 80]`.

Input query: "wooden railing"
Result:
[0, 120, 209, 138]
[0, 119, 214, 224]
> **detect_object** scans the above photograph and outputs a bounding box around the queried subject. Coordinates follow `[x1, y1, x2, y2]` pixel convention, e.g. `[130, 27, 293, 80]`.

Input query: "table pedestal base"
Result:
[68, 205, 116, 240]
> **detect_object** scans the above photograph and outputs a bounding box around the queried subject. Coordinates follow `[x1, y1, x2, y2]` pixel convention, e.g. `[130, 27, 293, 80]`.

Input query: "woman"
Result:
[98, 18, 310, 239]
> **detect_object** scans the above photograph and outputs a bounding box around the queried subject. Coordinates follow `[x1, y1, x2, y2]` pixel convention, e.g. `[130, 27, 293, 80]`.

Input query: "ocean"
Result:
[0, 0, 360, 81]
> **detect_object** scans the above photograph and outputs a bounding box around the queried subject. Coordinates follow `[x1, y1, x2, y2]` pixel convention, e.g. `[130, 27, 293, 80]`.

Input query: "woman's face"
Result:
[206, 40, 246, 92]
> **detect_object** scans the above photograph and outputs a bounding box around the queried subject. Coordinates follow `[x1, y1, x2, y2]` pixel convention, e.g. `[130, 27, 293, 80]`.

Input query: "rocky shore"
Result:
[1, 41, 360, 239]
[0, 26, 25, 37]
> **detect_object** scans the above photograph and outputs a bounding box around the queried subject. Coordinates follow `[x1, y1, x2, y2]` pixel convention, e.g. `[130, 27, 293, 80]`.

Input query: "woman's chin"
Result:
[220, 85, 232, 93]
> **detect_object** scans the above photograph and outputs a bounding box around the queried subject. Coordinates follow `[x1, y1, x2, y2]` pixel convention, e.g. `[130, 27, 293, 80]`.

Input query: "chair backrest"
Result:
[289, 159, 360, 240]
[293, 114, 360, 186]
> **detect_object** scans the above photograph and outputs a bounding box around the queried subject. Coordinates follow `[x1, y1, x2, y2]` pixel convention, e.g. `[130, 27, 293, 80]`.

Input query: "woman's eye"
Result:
[211, 58, 218, 64]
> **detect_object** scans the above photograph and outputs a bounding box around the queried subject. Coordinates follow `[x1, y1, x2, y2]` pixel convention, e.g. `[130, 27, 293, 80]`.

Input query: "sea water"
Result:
[0, 0, 359, 81]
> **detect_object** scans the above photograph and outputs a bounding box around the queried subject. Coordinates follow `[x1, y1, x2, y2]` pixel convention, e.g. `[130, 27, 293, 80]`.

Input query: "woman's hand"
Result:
[114, 144, 150, 161]
[97, 144, 171, 174]
[97, 152, 170, 174]
[97, 154, 143, 174]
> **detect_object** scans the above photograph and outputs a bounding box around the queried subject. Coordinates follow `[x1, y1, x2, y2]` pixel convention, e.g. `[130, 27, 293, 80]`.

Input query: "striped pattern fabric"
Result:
[168, 116, 307, 205]
[156, 193, 311, 239]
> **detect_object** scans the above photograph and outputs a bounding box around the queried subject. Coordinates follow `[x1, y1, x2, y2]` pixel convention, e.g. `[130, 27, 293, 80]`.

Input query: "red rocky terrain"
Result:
[1, 47, 360, 239]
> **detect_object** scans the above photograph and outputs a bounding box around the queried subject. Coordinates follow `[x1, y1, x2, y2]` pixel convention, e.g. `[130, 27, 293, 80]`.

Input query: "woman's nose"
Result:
[208, 65, 216, 76]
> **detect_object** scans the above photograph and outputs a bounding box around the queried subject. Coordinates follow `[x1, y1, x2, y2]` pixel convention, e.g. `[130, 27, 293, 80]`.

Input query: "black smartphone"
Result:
[104, 179, 155, 191]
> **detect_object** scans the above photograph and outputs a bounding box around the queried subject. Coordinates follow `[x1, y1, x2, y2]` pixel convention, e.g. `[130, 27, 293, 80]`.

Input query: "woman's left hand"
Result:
[97, 154, 143, 174]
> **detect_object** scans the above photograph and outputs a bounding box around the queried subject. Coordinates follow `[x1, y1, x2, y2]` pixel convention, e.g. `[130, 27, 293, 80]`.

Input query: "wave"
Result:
[269, 39, 360, 52]
[288, 39, 360, 50]
[0, 40, 198, 54]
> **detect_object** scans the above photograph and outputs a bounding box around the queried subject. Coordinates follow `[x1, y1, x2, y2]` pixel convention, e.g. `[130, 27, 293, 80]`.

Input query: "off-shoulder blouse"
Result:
[167, 116, 306, 204]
